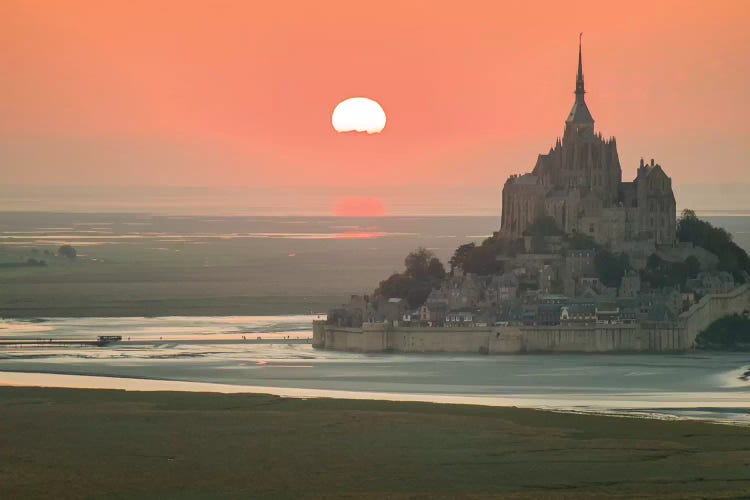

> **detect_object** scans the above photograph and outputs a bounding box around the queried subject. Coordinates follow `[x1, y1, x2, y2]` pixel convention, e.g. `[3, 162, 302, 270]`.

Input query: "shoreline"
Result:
[1, 370, 749, 426]
[3, 385, 750, 498]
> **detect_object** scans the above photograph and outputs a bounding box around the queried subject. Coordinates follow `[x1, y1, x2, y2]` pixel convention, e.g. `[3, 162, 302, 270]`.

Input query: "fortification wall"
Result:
[313, 285, 750, 354]
[314, 323, 682, 354]
[312, 320, 327, 348]
[679, 284, 750, 347]
[313, 322, 387, 352]
[520, 325, 639, 352]
[387, 328, 493, 354]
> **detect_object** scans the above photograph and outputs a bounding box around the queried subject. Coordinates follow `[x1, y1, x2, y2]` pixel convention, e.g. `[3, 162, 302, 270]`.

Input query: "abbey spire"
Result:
[501, 36, 675, 248]
[565, 33, 594, 130]
[575, 33, 585, 96]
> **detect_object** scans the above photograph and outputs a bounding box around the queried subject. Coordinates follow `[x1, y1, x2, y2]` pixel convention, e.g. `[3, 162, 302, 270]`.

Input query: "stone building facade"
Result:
[500, 39, 676, 248]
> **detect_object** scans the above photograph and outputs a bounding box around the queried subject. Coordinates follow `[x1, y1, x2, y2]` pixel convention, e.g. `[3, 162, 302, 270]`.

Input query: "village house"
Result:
[686, 271, 735, 296]
[491, 272, 520, 302]
[445, 308, 482, 327]
[618, 270, 641, 297]
[538, 264, 557, 294]
[419, 302, 448, 326]
[595, 302, 621, 324]
[565, 250, 596, 279]
[560, 302, 597, 325]
[381, 297, 406, 324]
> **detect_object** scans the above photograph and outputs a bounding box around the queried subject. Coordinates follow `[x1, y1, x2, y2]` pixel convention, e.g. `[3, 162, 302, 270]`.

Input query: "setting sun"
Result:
[331, 97, 386, 134]
[333, 196, 386, 216]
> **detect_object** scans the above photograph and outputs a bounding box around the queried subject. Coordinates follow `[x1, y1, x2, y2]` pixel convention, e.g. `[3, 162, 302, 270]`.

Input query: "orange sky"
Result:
[1, 0, 748, 191]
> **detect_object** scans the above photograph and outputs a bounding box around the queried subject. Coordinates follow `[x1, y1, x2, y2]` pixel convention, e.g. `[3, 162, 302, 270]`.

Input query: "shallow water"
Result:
[0, 315, 748, 424]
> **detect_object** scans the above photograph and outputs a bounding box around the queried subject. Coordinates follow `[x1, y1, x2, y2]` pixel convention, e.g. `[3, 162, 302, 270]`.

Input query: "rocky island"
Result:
[314, 41, 750, 354]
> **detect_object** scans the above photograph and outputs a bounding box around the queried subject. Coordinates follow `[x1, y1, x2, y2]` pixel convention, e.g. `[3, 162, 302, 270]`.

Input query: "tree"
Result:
[427, 257, 446, 281]
[595, 249, 629, 287]
[57, 245, 77, 259]
[695, 313, 750, 350]
[641, 253, 691, 289]
[374, 273, 414, 301]
[677, 209, 750, 282]
[685, 255, 701, 279]
[523, 215, 563, 237]
[463, 244, 503, 275]
[374, 249, 449, 308]
[404, 247, 434, 280]
[449, 243, 476, 274]
[406, 283, 433, 309]
[565, 232, 598, 252]
[448, 235, 518, 276]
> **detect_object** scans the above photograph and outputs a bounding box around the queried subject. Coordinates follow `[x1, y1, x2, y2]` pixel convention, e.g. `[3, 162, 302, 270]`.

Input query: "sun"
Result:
[331, 97, 386, 134]
[333, 196, 386, 217]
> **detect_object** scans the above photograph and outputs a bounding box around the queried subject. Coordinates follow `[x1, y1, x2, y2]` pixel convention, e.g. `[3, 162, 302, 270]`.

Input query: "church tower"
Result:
[501, 36, 675, 249]
[564, 34, 594, 138]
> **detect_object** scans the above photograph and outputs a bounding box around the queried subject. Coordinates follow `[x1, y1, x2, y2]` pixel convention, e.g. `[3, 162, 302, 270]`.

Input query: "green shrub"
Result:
[695, 313, 750, 350]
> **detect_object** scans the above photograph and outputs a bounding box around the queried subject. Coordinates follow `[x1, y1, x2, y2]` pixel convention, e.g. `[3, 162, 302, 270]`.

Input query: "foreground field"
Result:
[2, 387, 750, 498]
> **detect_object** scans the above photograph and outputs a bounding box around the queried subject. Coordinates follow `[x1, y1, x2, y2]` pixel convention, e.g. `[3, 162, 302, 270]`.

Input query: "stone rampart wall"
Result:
[313, 322, 684, 354]
[679, 284, 750, 347]
[312, 285, 750, 354]
[387, 328, 494, 353]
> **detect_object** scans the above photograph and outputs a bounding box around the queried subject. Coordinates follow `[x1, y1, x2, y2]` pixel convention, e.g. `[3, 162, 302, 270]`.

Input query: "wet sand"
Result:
[2, 370, 750, 420]
[1, 319, 748, 424]
[2, 386, 750, 499]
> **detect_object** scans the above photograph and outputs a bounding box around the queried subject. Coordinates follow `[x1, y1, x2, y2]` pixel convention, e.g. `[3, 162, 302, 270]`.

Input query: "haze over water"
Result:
[1, 185, 749, 217]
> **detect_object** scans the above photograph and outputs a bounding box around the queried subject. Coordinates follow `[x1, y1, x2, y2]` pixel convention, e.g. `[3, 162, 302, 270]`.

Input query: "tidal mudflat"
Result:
[1, 212, 746, 318]
[0, 315, 749, 424]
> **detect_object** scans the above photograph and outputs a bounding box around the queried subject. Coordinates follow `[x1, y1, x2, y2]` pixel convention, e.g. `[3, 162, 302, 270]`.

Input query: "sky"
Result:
[1, 1, 749, 212]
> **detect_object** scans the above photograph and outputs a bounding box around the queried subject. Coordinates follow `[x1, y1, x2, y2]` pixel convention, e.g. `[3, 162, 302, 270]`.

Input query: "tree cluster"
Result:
[57, 245, 77, 259]
[594, 249, 630, 288]
[640, 253, 700, 290]
[523, 215, 564, 237]
[449, 235, 521, 276]
[695, 313, 750, 351]
[374, 248, 446, 308]
[564, 232, 598, 252]
[523, 216, 565, 253]
[677, 209, 750, 283]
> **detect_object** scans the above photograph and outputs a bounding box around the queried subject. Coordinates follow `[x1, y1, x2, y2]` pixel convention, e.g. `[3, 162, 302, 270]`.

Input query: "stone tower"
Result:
[500, 37, 675, 248]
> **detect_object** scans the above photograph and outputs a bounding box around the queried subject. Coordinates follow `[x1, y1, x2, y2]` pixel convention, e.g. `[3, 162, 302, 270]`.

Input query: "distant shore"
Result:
[0, 295, 341, 318]
[2, 386, 750, 498]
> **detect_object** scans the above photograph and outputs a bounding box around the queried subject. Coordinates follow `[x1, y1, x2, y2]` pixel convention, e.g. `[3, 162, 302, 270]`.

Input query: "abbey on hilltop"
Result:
[316, 37, 750, 355]
[500, 37, 676, 249]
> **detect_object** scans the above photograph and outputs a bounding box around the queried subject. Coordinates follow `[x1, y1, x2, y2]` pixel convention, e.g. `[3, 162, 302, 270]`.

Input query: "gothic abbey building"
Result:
[500, 41, 676, 250]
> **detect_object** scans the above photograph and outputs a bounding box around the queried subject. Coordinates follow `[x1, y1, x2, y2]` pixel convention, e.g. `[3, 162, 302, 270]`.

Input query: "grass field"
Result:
[2, 386, 750, 498]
